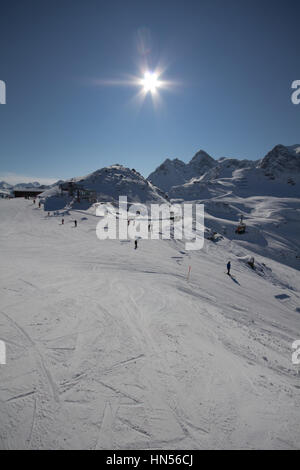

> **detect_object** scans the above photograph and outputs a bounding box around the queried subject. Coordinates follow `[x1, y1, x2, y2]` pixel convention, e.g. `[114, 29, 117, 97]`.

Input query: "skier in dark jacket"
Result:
[74, 220, 77, 228]
[227, 261, 231, 275]
[134, 240, 138, 250]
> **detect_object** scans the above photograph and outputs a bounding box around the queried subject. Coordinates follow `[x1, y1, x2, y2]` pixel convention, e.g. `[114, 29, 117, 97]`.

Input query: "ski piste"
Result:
[0, 197, 299, 449]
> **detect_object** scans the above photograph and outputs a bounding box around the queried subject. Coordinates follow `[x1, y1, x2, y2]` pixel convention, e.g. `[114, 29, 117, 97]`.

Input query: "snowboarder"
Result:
[74, 220, 77, 228]
[227, 261, 231, 275]
[134, 240, 138, 250]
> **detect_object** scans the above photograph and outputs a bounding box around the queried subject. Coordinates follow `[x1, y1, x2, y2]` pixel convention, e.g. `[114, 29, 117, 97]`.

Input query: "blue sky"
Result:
[0, 0, 299, 183]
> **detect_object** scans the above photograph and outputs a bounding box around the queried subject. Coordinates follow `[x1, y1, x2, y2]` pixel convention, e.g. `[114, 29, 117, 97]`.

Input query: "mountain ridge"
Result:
[149, 144, 300, 198]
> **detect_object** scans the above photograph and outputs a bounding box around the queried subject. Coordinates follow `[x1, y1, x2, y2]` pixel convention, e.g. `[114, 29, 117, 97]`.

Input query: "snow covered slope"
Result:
[0, 198, 299, 449]
[199, 157, 257, 183]
[148, 150, 216, 192]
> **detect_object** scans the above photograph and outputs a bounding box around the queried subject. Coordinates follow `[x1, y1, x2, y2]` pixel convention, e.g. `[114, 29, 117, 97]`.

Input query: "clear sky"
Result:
[0, 0, 299, 183]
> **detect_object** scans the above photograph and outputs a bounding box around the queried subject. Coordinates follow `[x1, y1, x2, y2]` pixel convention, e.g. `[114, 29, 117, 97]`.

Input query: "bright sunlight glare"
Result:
[142, 71, 159, 93]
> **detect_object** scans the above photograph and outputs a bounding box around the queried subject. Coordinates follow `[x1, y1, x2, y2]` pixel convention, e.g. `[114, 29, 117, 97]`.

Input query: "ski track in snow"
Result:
[0, 199, 300, 449]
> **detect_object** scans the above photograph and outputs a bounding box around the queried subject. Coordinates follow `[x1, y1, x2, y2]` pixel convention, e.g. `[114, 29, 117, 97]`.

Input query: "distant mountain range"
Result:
[149, 144, 300, 199]
[0, 180, 62, 194]
[2, 144, 300, 202]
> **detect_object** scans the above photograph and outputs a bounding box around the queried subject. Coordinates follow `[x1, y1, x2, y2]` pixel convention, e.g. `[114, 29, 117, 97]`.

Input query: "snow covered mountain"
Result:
[13, 181, 43, 189]
[169, 144, 300, 200]
[148, 150, 216, 192]
[258, 144, 300, 176]
[73, 165, 167, 203]
[149, 144, 300, 199]
[0, 181, 13, 190]
[0, 181, 13, 197]
[42, 164, 168, 210]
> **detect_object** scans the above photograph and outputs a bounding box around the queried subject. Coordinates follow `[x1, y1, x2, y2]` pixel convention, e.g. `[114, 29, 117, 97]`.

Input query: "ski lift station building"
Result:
[59, 181, 97, 202]
[13, 188, 44, 198]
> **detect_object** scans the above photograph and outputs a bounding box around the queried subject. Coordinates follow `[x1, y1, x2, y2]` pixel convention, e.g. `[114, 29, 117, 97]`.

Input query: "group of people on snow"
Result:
[31, 198, 235, 274]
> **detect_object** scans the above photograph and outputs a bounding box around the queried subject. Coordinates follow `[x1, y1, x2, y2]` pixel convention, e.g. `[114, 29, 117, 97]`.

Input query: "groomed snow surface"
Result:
[0, 198, 299, 450]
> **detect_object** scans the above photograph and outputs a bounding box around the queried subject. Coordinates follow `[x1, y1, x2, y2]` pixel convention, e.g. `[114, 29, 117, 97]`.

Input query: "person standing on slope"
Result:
[74, 220, 77, 228]
[227, 261, 231, 275]
[134, 240, 138, 250]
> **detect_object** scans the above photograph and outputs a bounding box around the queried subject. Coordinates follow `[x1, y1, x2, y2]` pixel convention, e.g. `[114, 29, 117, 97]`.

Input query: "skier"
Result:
[48, 212, 50, 217]
[134, 240, 138, 250]
[38, 202, 41, 208]
[227, 261, 231, 275]
[74, 220, 77, 228]
[62, 218, 64, 225]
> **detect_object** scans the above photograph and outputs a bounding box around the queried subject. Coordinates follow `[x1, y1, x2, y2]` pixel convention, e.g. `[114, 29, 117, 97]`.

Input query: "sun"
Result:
[142, 71, 159, 93]
[93, 66, 177, 110]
